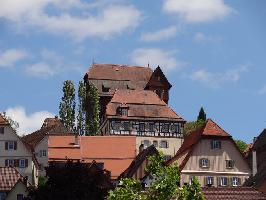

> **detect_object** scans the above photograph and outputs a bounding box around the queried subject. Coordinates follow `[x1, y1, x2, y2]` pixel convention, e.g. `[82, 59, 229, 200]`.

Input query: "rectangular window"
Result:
[121, 108, 128, 116]
[17, 194, 24, 200]
[142, 140, 150, 148]
[211, 140, 221, 149]
[161, 123, 169, 133]
[42, 150, 47, 157]
[171, 124, 178, 132]
[149, 123, 155, 132]
[0, 127, 4, 134]
[200, 158, 210, 168]
[139, 123, 145, 132]
[6, 141, 17, 150]
[153, 140, 158, 147]
[112, 121, 121, 131]
[220, 177, 228, 186]
[226, 160, 235, 169]
[122, 122, 130, 131]
[8, 159, 14, 167]
[232, 177, 241, 186]
[19, 159, 26, 168]
[159, 140, 168, 148]
[206, 177, 214, 186]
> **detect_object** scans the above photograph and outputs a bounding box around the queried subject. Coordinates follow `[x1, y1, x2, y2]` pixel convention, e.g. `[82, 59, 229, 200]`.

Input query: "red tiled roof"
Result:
[48, 135, 137, 179]
[167, 119, 231, 167]
[0, 113, 10, 126]
[86, 64, 153, 86]
[0, 167, 28, 191]
[202, 187, 266, 200]
[106, 90, 185, 121]
[22, 118, 72, 148]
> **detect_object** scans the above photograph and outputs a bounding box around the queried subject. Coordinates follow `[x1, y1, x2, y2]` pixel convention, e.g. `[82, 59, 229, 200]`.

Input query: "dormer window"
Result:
[121, 108, 128, 116]
[102, 83, 110, 92]
[211, 140, 221, 149]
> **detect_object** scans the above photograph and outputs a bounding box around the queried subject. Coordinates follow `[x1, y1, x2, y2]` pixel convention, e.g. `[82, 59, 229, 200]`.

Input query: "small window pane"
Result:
[161, 124, 169, 133]
[153, 140, 158, 147]
[207, 177, 214, 186]
[0, 127, 4, 134]
[19, 159, 25, 168]
[220, 177, 228, 186]
[160, 140, 168, 148]
[139, 123, 145, 132]
[226, 160, 235, 169]
[232, 177, 239, 186]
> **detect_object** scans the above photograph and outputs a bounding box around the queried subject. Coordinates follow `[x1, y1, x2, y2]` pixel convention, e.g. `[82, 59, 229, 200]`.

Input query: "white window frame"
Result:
[19, 159, 25, 168]
[8, 141, 15, 150]
[226, 160, 235, 169]
[232, 177, 239, 186]
[220, 177, 228, 186]
[201, 158, 209, 168]
[8, 159, 14, 167]
[207, 177, 214, 186]
[211, 140, 221, 149]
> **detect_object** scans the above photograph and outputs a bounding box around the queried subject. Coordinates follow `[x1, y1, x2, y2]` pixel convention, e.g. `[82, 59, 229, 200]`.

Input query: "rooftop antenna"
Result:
[148, 61, 150, 68]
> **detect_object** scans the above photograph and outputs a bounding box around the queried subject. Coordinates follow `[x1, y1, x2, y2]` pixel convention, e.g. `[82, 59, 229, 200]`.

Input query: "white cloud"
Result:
[0, 1, 141, 40]
[130, 48, 185, 71]
[194, 32, 222, 44]
[0, 49, 28, 67]
[5, 106, 54, 136]
[140, 26, 177, 42]
[26, 62, 56, 77]
[258, 85, 266, 95]
[163, 0, 232, 23]
[190, 65, 248, 88]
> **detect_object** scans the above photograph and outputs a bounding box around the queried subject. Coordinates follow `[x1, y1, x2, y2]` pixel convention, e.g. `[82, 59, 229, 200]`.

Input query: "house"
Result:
[202, 187, 266, 200]
[22, 116, 72, 177]
[167, 119, 251, 187]
[244, 129, 266, 193]
[100, 89, 185, 158]
[0, 114, 38, 186]
[84, 64, 172, 120]
[0, 167, 31, 200]
[48, 135, 137, 180]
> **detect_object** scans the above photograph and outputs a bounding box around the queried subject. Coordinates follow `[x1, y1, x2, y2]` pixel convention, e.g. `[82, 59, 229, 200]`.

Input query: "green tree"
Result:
[59, 80, 76, 131]
[235, 139, 248, 153]
[197, 107, 206, 122]
[85, 82, 100, 135]
[184, 120, 205, 135]
[109, 152, 205, 200]
[178, 177, 205, 200]
[77, 81, 86, 135]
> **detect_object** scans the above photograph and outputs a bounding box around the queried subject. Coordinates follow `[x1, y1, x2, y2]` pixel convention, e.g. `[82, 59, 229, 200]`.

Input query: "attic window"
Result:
[211, 140, 221, 149]
[102, 83, 110, 92]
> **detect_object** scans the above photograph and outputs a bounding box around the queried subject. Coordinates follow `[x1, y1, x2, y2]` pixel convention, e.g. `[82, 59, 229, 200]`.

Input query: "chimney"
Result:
[74, 134, 79, 146]
[139, 144, 144, 153]
[252, 137, 257, 176]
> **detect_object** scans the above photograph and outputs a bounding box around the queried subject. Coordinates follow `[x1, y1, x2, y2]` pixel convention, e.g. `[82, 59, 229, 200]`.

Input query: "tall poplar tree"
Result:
[85, 82, 100, 135]
[77, 81, 86, 135]
[59, 80, 76, 131]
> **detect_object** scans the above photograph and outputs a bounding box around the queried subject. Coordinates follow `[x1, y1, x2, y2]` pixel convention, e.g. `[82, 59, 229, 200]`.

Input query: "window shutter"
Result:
[5, 142, 8, 150]
[15, 159, 19, 167]
[210, 141, 214, 149]
[229, 177, 233, 186]
[207, 159, 210, 168]
[217, 177, 221, 186]
[238, 178, 241, 186]
[199, 158, 202, 168]
[204, 177, 207, 186]
[14, 141, 17, 150]
[5, 159, 8, 166]
[25, 159, 28, 167]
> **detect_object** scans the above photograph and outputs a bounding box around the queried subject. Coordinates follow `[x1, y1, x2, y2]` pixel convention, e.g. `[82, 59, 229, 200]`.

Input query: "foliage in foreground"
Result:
[109, 152, 205, 200]
[234, 139, 248, 153]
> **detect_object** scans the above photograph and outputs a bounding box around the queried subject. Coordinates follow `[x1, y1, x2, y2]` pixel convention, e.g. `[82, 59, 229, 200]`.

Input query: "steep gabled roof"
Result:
[0, 167, 30, 191]
[106, 89, 185, 121]
[119, 145, 159, 179]
[22, 118, 72, 148]
[167, 119, 231, 168]
[145, 66, 172, 89]
[244, 160, 266, 188]
[202, 187, 266, 200]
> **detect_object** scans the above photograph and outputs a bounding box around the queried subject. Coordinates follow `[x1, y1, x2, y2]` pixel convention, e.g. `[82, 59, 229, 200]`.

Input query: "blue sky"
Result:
[0, 0, 265, 142]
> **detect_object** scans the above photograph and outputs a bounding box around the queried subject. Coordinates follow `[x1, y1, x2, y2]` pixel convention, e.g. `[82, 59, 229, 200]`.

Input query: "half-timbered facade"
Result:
[100, 89, 185, 157]
[84, 64, 172, 121]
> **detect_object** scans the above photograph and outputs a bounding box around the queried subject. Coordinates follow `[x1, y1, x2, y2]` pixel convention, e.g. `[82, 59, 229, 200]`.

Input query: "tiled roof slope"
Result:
[202, 187, 266, 200]
[106, 90, 185, 121]
[22, 118, 72, 148]
[86, 63, 153, 82]
[0, 113, 10, 125]
[119, 145, 158, 179]
[48, 135, 137, 179]
[167, 119, 231, 167]
[0, 167, 28, 191]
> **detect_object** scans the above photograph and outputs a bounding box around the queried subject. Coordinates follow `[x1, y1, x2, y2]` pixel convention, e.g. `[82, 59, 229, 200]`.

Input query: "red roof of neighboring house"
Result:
[0, 167, 29, 191]
[106, 90, 185, 121]
[167, 119, 231, 168]
[0, 113, 10, 126]
[202, 187, 266, 200]
[48, 135, 137, 179]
